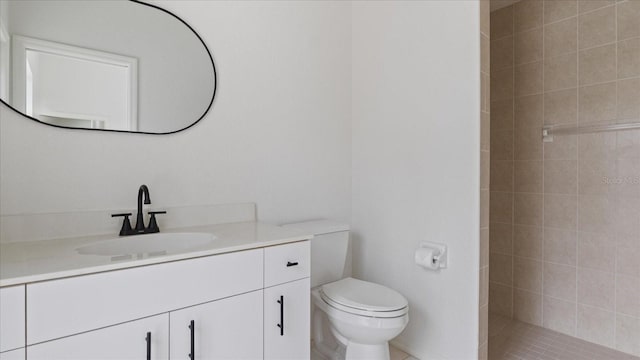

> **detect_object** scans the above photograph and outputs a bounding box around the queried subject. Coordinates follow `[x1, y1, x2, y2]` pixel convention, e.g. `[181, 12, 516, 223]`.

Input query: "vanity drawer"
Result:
[0, 285, 25, 352]
[264, 241, 310, 287]
[27, 248, 263, 345]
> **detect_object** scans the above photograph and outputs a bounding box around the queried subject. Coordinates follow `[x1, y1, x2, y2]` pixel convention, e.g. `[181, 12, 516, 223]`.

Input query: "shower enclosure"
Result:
[487, 1, 640, 358]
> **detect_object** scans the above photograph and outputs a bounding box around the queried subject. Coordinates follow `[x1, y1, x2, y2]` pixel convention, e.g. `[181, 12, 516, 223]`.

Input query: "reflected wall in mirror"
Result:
[0, 0, 216, 134]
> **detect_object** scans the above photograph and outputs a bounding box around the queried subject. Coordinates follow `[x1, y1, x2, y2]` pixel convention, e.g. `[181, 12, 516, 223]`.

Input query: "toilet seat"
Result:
[320, 278, 408, 318]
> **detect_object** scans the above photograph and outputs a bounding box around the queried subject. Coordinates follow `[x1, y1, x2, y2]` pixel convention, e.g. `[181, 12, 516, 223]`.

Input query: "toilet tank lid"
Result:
[280, 220, 349, 235]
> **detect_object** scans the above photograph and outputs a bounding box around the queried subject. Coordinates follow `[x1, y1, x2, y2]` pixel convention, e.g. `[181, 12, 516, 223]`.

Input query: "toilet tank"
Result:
[282, 220, 351, 288]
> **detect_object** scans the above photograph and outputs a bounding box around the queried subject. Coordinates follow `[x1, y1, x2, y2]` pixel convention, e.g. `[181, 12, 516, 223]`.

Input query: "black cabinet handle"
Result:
[286, 261, 299, 267]
[145, 332, 151, 360]
[276, 296, 284, 336]
[188, 320, 195, 360]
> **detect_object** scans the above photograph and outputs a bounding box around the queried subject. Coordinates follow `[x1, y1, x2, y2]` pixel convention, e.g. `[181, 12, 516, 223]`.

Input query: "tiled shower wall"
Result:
[489, 0, 640, 356]
[479, 0, 490, 359]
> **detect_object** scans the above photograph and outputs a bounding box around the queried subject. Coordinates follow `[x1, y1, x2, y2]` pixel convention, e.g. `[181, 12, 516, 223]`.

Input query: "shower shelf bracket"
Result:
[542, 122, 640, 143]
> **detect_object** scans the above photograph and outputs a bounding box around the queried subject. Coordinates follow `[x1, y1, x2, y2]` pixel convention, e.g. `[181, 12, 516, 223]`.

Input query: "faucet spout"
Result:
[135, 185, 151, 232]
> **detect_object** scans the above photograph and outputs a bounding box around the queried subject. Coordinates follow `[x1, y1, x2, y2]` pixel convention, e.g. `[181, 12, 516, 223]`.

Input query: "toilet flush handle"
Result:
[286, 261, 299, 267]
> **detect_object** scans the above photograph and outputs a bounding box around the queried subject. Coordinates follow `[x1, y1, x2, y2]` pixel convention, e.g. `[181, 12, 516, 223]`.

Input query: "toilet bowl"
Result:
[312, 277, 409, 360]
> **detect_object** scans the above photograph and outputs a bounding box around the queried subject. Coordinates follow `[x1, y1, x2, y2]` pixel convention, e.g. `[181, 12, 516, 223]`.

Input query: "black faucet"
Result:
[111, 185, 166, 236]
[135, 185, 151, 232]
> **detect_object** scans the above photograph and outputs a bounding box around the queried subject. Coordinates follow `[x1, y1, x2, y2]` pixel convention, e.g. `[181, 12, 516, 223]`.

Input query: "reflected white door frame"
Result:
[12, 35, 137, 130]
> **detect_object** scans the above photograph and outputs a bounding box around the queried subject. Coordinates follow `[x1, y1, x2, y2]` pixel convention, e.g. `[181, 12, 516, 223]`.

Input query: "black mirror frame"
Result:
[0, 0, 217, 135]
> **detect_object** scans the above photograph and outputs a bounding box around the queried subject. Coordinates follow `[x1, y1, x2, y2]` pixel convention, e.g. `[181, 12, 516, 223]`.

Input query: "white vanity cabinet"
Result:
[169, 290, 263, 360]
[0, 285, 25, 355]
[28, 314, 169, 360]
[263, 241, 311, 360]
[2, 238, 311, 360]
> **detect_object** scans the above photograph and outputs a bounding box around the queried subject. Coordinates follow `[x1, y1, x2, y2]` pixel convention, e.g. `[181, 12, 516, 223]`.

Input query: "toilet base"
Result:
[330, 323, 391, 360]
[344, 342, 390, 360]
[313, 307, 391, 360]
[312, 336, 391, 360]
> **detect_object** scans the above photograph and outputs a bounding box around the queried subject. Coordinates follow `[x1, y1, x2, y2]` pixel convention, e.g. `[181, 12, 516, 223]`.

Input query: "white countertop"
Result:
[0, 221, 313, 287]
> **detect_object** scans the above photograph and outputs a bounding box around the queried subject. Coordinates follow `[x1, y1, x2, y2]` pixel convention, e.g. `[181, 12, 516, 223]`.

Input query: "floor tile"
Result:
[489, 313, 640, 360]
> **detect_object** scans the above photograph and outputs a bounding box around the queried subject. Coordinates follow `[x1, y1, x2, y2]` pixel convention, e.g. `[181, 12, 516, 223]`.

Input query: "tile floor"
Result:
[489, 314, 640, 360]
[310, 342, 418, 360]
[390, 344, 418, 360]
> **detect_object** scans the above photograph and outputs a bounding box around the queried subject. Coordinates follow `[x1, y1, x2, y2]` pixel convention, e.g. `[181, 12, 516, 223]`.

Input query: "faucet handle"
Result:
[111, 213, 133, 236]
[146, 211, 166, 233]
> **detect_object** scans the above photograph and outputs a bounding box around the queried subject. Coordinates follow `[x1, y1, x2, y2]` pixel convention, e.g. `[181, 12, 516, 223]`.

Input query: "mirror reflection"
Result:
[0, 0, 216, 134]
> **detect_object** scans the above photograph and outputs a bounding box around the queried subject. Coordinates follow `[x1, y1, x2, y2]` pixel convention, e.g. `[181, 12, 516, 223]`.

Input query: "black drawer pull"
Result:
[145, 332, 151, 360]
[188, 320, 195, 360]
[277, 295, 284, 336]
[286, 261, 299, 267]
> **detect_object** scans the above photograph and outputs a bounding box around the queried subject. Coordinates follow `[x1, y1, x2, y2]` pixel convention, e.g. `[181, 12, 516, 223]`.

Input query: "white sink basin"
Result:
[77, 233, 216, 257]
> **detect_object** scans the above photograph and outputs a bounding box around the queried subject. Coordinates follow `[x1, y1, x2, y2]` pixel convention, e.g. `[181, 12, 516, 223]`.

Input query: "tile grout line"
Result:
[574, 0, 580, 339]
[540, 0, 546, 330]
[578, 39, 619, 54]
[510, 2, 515, 321]
[485, 72, 640, 98]
[613, 0, 619, 350]
[480, 13, 491, 354]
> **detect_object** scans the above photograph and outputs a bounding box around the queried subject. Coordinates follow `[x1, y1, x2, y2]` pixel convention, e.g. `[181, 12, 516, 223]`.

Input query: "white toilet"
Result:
[283, 220, 409, 360]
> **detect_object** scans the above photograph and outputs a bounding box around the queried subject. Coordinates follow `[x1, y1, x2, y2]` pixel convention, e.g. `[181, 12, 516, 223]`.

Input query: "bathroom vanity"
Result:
[0, 222, 312, 360]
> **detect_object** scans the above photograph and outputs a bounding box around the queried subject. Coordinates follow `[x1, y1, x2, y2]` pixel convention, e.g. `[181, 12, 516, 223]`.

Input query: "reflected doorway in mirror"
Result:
[12, 35, 138, 131]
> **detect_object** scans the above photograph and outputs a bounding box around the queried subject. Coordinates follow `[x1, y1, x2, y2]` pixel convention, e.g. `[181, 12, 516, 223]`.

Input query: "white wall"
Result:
[351, 2, 481, 359]
[0, 1, 351, 227]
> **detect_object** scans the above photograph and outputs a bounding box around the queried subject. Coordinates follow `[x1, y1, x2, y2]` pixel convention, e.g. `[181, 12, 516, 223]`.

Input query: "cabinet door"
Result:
[0, 285, 25, 352]
[0, 348, 24, 360]
[170, 290, 263, 360]
[27, 314, 168, 360]
[264, 278, 310, 360]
